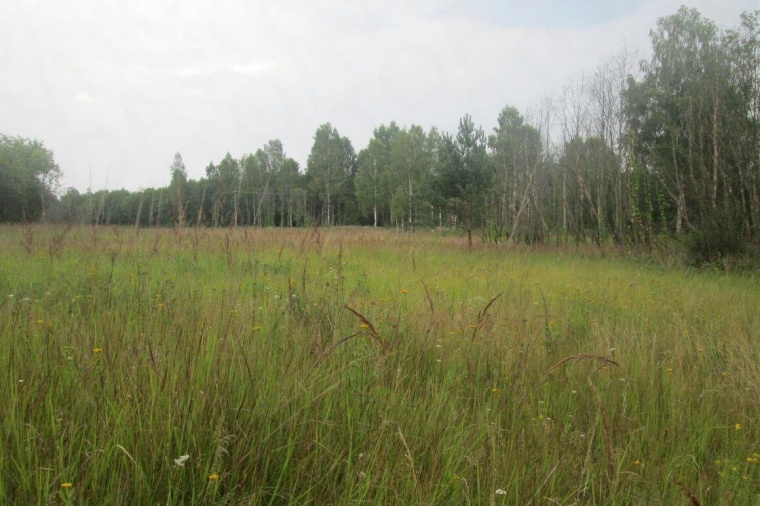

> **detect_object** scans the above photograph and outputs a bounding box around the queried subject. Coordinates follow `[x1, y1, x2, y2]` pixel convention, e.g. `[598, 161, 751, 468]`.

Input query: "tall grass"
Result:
[0, 225, 758, 504]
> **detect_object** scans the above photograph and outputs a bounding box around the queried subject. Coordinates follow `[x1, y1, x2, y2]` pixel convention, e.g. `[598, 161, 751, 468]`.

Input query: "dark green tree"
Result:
[275, 157, 303, 226]
[0, 135, 61, 222]
[435, 115, 493, 250]
[306, 124, 357, 225]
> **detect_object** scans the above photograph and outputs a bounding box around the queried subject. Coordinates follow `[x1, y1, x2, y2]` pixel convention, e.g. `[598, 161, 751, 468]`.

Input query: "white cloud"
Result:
[170, 61, 276, 78]
[74, 92, 97, 104]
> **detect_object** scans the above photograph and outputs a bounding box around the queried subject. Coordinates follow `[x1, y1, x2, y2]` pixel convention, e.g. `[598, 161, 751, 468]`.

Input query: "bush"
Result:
[685, 208, 746, 266]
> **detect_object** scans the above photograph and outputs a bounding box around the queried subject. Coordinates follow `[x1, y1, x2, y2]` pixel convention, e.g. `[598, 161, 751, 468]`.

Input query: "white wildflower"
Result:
[174, 454, 190, 467]
[495, 488, 507, 495]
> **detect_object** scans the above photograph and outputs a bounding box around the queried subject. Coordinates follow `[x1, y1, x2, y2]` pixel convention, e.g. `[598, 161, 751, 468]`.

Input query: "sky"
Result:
[1, 0, 756, 192]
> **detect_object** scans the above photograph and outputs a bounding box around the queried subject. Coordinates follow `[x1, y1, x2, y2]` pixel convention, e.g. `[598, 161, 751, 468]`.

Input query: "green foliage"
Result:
[307, 124, 357, 225]
[388, 125, 433, 229]
[685, 204, 747, 265]
[169, 153, 188, 227]
[356, 123, 400, 226]
[0, 134, 61, 222]
[626, 7, 760, 259]
[559, 136, 621, 244]
[436, 115, 493, 249]
[275, 157, 304, 227]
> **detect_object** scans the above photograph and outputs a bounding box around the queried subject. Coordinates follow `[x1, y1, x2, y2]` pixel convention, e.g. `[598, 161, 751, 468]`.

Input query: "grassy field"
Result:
[0, 225, 758, 505]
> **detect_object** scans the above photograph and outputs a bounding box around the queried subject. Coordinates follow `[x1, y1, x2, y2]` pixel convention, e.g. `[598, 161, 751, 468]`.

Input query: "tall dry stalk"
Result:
[470, 293, 502, 341]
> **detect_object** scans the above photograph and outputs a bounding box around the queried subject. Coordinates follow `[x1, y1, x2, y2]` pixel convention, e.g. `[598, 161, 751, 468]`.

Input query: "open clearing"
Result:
[1, 226, 758, 504]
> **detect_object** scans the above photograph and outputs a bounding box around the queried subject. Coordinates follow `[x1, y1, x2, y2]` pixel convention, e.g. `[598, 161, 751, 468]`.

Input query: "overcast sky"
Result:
[1, 0, 756, 192]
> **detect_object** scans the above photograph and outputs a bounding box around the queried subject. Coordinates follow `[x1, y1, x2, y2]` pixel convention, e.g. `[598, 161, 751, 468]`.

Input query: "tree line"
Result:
[3, 7, 759, 260]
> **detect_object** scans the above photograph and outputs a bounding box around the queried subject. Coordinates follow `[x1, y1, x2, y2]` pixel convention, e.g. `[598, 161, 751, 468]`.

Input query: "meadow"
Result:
[0, 225, 758, 505]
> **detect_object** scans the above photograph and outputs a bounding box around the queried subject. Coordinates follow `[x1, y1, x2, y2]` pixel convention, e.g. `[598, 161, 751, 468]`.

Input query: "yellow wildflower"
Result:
[208, 473, 219, 481]
[61, 482, 73, 489]
[735, 423, 742, 430]
[92, 348, 102, 353]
